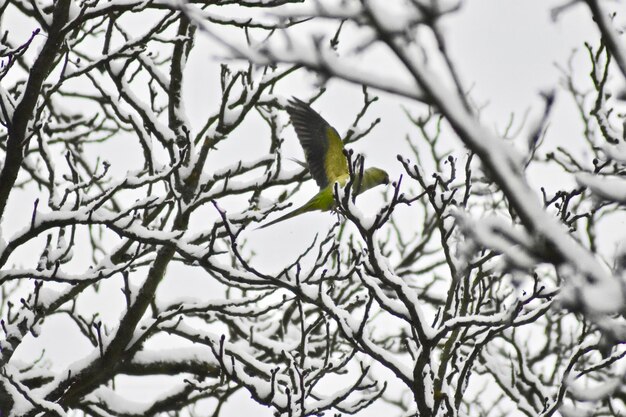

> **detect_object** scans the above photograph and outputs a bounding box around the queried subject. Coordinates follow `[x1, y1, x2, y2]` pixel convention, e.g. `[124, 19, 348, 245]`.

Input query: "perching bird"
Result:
[259, 97, 389, 229]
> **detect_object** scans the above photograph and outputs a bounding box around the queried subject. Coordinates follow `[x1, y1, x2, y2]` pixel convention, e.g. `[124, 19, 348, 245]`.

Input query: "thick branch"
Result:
[0, 0, 71, 220]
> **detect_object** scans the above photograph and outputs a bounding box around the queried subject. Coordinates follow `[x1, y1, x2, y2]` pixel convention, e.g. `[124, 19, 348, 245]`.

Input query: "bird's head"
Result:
[355, 167, 390, 196]
[366, 167, 390, 185]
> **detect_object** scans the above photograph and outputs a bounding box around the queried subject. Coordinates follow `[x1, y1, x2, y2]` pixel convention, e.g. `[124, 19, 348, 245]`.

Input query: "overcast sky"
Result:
[4, 1, 614, 415]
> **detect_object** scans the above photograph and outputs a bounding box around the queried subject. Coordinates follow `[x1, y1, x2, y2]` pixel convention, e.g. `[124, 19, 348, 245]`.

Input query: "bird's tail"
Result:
[256, 205, 305, 230]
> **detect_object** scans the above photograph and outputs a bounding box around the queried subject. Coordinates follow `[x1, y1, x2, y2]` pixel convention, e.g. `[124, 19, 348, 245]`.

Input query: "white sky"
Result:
[243, 0, 605, 269]
[3, 0, 618, 415]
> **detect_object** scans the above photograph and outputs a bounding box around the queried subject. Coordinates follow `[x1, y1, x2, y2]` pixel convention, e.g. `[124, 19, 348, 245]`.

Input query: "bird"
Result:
[258, 97, 389, 229]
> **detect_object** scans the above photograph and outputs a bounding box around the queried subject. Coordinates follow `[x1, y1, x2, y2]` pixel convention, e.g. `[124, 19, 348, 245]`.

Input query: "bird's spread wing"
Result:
[286, 98, 349, 189]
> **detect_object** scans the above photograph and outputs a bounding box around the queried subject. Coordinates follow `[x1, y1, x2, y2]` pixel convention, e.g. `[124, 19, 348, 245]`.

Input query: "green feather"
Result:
[258, 98, 389, 229]
[258, 168, 389, 229]
[285, 98, 349, 188]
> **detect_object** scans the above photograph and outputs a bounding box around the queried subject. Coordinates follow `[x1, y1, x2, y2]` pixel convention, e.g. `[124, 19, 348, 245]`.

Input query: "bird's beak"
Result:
[384, 175, 390, 185]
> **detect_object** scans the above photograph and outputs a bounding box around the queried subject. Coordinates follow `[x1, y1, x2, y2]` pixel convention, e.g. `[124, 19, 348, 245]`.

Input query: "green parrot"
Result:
[259, 97, 389, 229]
